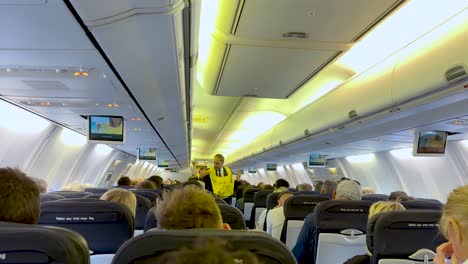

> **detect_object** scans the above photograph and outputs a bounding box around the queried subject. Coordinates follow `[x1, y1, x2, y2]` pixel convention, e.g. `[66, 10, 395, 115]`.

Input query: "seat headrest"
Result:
[284, 195, 329, 220]
[112, 229, 296, 264]
[401, 200, 443, 210]
[39, 199, 134, 254]
[362, 194, 389, 202]
[135, 195, 152, 229]
[40, 193, 65, 203]
[298, 191, 321, 195]
[214, 197, 228, 204]
[130, 190, 160, 205]
[266, 192, 281, 210]
[49, 191, 92, 198]
[218, 204, 246, 230]
[314, 200, 372, 233]
[244, 188, 261, 202]
[144, 206, 157, 232]
[368, 210, 446, 261]
[84, 194, 102, 199]
[83, 188, 111, 194]
[0, 221, 89, 264]
[253, 190, 273, 207]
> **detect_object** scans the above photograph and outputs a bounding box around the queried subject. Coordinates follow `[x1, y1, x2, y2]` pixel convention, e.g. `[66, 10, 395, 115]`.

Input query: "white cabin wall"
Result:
[0, 100, 135, 191]
[127, 160, 190, 182]
[335, 140, 468, 201]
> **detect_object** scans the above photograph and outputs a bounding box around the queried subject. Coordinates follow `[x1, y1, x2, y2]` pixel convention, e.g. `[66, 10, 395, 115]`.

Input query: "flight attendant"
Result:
[199, 154, 236, 202]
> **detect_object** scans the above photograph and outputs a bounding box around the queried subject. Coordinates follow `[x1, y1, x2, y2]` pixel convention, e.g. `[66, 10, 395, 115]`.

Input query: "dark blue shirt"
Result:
[292, 212, 317, 264]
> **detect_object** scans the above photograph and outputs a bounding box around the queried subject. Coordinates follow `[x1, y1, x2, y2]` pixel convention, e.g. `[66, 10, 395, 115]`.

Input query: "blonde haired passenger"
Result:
[434, 185, 468, 264]
[61, 182, 85, 192]
[344, 201, 406, 264]
[156, 187, 230, 230]
[362, 187, 376, 195]
[100, 189, 137, 217]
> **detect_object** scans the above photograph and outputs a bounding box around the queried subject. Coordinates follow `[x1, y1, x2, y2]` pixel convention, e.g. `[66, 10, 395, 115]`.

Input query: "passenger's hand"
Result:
[434, 242, 458, 264]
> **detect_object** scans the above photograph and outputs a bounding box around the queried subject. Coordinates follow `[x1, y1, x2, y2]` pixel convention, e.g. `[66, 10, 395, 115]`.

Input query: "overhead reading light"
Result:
[40, 102, 51, 106]
[130, 118, 142, 121]
[345, 153, 376, 163]
[73, 68, 89, 77]
[107, 103, 119, 108]
[133, 128, 141, 131]
[451, 120, 468, 126]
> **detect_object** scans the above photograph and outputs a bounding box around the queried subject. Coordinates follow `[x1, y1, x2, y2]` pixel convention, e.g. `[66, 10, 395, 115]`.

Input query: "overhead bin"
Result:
[70, 0, 190, 167]
[228, 11, 468, 164]
[202, 0, 403, 99]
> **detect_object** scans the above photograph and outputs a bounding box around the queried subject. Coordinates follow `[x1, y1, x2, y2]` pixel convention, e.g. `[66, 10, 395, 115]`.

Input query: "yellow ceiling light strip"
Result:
[337, 0, 467, 74]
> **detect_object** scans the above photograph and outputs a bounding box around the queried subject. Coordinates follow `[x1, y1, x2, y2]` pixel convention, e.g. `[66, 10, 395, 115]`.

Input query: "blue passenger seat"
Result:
[0, 221, 89, 264]
[40, 193, 65, 203]
[112, 229, 296, 264]
[401, 200, 443, 210]
[362, 194, 389, 202]
[84, 188, 111, 195]
[368, 210, 446, 264]
[249, 190, 273, 229]
[314, 200, 372, 264]
[49, 191, 92, 198]
[38, 198, 134, 263]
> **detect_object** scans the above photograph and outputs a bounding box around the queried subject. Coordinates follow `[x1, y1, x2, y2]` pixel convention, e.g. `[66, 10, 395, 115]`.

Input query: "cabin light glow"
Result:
[95, 144, 113, 155]
[345, 153, 376, 163]
[298, 79, 344, 110]
[337, 0, 467, 74]
[60, 129, 87, 146]
[461, 140, 468, 147]
[390, 147, 414, 159]
[225, 112, 286, 153]
[0, 101, 50, 132]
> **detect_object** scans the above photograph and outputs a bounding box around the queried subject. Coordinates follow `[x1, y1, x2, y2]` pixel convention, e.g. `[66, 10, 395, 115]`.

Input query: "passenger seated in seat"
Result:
[388, 191, 407, 201]
[0, 167, 40, 224]
[344, 201, 406, 264]
[434, 185, 468, 264]
[321, 180, 338, 197]
[292, 179, 362, 264]
[262, 184, 274, 191]
[297, 183, 313, 192]
[100, 189, 137, 217]
[117, 176, 132, 187]
[396, 195, 415, 203]
[156, 187, 231, 230]
[147, 175, 163, 188]
[361, 187, 376, 195]
[266, 191, 295, 240]
[313, 180, 324, 192]
[136, 180, 156, 190]
[157, 237, 258, 264]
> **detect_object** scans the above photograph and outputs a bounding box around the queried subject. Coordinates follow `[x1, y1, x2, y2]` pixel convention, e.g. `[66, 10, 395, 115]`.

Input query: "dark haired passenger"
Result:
[136, 180, 156, 190]
[147, 175, 163, 188]
[274, 179, 290, 189]
[117, 176, 132, 187]
[313, 180, 324, 192]
[388, 191, 408, 201]
[0, 167, 40, 224]
[292, 180, 362, 264]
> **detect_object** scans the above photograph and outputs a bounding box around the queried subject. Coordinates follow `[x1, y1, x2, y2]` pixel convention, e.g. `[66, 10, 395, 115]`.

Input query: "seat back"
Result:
[143, 206, 157, 232]
[218, 204, 246, 230]
[84, 188, 111, 195]
[266, 192, 281, 210]
[39, 199, 134, 254]
[49, 191, 92, 198]
[40, 193, 65, 203]
[84, 194, 102, 199]
[0, 221, 89, 264]
[243, 188, 261, 223]
[214, 196, 228, 204]
[281, 195, 329, 249]
[249, 190, 273, 229]
[130, 190, 159, 205]
[298, 191, 321, 195]
[368, 210, 445, 264]
[362, 194, 389, 202]
[401, 200, 443, 210]
[314, 200, 372, 264]
[112, 229, 296, 264]
[134, 195, 152, 229]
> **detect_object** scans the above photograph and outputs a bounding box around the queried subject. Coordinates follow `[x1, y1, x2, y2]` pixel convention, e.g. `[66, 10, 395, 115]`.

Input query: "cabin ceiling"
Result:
[0, 0, 183, 167]
[192, 0, 405, 160]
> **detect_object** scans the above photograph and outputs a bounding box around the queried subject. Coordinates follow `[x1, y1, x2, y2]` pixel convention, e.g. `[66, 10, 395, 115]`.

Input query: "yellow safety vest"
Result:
[209, 166, 234, 198]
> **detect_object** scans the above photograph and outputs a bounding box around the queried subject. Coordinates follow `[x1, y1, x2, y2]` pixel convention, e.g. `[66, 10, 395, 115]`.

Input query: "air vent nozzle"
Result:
[446, 65, 466, 81]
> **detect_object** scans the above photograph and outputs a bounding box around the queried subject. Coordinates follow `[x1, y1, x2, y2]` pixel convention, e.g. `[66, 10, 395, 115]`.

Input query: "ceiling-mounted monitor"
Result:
[158, 160, 169, 168]
[413, 131, 448, 156]
[138, 147, 157, 160]
[308, 154, 326, 167]
[88, 115, 125, 144]
[266, 163, 277, 171]
[248, 167, 257, 173]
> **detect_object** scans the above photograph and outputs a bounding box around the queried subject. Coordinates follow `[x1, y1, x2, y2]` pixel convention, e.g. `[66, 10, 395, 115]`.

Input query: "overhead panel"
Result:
[212, 0, 402, 99]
